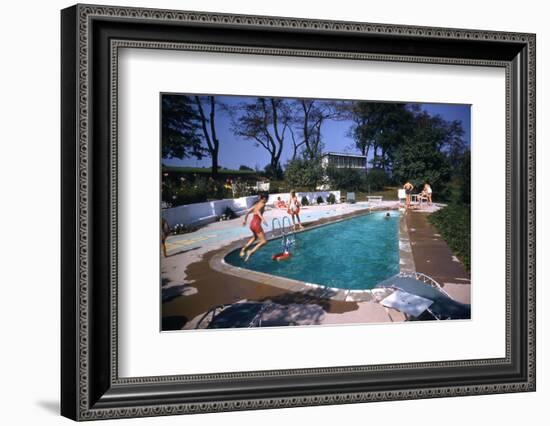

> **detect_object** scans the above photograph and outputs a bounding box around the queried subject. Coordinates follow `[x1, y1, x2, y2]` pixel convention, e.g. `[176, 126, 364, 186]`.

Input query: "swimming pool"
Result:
[224, 211, 400, 290]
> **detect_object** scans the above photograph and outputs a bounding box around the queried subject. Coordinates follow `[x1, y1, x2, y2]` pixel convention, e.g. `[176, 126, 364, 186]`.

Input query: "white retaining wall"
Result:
[162, 195, 258, 227]
[162, 190, 341, 227]
[267, 191, 341, 206]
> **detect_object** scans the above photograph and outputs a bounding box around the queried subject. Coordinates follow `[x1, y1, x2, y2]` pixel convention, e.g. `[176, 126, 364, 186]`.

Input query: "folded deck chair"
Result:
[376, 275, 471, 320]
[398, 189, 406, 206]
[380, 290, 434, 318]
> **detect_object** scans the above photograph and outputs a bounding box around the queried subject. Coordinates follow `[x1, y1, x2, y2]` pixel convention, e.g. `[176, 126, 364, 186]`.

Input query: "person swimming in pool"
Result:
[240, 193, 269, 262]
[288, 190, 304, 231]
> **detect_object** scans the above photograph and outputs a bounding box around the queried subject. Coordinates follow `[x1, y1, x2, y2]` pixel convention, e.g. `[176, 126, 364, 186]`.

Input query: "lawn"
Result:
[343, 187, 399, 202]
[428, 203, 471, 271]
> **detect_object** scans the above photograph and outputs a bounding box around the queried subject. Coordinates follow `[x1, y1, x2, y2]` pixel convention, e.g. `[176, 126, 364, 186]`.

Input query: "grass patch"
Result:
[343, 187, 399, 201]
[428, 203, 471, 271]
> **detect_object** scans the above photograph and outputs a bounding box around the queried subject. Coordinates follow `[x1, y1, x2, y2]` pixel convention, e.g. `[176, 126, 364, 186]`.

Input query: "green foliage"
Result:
[239, 165, 254, 171]
[284, 158, 324, 190]
[162, 176, 229, 207]
[161, 95, 205, 160]
[162, 166, 256, 176]
[326, 166, 390, 193]
[428, 204, 471, 271]
[458, 151, 471, 204]
[326, 166, 363, 191]
[316, 196, 324, 204]
[364, 168, 390, 192]
[301, 196, 309, 206]
[327, 193, 336, 204]
[221, 206, 237, 220]
[264, 163, 284, 179]
[351, 103, 413, 167]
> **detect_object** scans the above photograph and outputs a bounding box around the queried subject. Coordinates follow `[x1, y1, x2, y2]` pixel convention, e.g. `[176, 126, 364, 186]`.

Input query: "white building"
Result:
[317, 152, 367, 190]
[320, 152, 367, 170]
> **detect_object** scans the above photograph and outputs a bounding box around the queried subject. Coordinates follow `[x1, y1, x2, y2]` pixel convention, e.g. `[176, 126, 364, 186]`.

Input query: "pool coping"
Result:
[210, 205, 416, 302]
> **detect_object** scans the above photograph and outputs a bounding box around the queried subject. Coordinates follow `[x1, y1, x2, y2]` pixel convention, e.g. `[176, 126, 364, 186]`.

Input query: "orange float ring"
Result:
[272, 252, 291, 261]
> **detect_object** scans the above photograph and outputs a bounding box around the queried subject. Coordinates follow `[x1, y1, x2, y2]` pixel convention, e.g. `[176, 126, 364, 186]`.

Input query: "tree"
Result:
[161, 95, 205, 160]
[390, 112, 453, 191]
[284, 158, 324, 190]
[326, 166, 363, 191]
[263, 163, 283, 180]
[458, 150, 471, 204]
[232, 98, 291, 177]
[194, 96, 222, 178]
[239, 165, 254, 171]
[349, 102, 414, 172]
[287, 125, 306, 161]
[295, 100, 341, 161]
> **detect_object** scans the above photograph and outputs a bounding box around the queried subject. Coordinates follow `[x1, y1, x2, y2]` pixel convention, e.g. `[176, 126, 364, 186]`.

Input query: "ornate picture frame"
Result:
[61, 4, 535, 421]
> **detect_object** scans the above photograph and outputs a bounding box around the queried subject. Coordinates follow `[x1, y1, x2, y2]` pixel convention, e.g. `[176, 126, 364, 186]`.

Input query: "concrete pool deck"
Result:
[405, 209, 471, 304]
[161, 201, 469, 330]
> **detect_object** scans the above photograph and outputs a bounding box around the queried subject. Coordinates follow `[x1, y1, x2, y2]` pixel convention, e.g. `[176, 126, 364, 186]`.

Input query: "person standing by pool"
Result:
[240, 193, 269, 261]
[403, 181, 414, 209]
[421, 181, 433, 205]
[288, 191, 304, 231]
[161, 218, 170, 257]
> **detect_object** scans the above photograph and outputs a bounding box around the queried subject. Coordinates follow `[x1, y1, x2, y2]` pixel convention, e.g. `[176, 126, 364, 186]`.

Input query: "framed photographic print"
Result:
[61, 3, 536, 421]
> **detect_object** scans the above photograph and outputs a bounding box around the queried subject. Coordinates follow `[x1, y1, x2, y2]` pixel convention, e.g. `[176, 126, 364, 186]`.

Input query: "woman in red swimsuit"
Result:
[240, 194, 268, 261]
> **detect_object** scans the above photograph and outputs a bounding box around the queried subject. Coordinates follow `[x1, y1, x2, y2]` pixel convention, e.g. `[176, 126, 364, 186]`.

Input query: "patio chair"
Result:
[346, 192, 356, 204]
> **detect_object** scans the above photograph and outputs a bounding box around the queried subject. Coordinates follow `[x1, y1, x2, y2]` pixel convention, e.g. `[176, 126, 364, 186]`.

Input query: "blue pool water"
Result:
[225, 211, 400, 290]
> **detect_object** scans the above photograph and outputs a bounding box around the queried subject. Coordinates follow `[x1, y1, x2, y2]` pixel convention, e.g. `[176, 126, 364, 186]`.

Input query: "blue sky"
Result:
[163, 95, 471, 170]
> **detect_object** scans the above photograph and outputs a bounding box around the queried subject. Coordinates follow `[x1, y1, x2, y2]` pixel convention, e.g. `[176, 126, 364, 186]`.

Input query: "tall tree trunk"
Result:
[194, 96, 220, 178]
[211, 147, 219, 178]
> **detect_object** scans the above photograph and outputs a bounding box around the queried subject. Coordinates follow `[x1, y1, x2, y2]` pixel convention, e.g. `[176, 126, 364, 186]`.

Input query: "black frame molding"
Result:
[61, 4, 536, 421]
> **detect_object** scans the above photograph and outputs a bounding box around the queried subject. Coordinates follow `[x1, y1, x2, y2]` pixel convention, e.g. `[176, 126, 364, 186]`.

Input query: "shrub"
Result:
[172, 223, 200, 235]
[162, 176, 231, 206]
[316, 195, 324, 204]
[301, 196, 309, 206]
[221, 206, 237, 220]
[284, 158, 324, 190]
[428, 204, 470, 271]
[326, 166, 362, 191]
[327, 193, 336, 204]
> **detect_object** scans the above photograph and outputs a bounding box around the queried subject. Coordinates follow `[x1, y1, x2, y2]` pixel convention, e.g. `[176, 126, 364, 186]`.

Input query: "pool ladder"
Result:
[272, 216, 295, 249]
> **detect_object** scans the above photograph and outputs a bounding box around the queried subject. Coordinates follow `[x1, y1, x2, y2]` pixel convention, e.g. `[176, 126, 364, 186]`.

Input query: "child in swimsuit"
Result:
[288, 191, 304, 231]
[240, 194, 268, 261]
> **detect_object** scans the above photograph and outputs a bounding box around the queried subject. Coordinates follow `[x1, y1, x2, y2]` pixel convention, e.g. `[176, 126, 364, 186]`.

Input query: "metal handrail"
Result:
[271, 217, 282, 237]
[397, 271, 451, 297]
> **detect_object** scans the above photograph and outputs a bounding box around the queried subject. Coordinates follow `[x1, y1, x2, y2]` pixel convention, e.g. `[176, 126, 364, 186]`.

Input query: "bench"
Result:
[367, 196, 383, 203]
